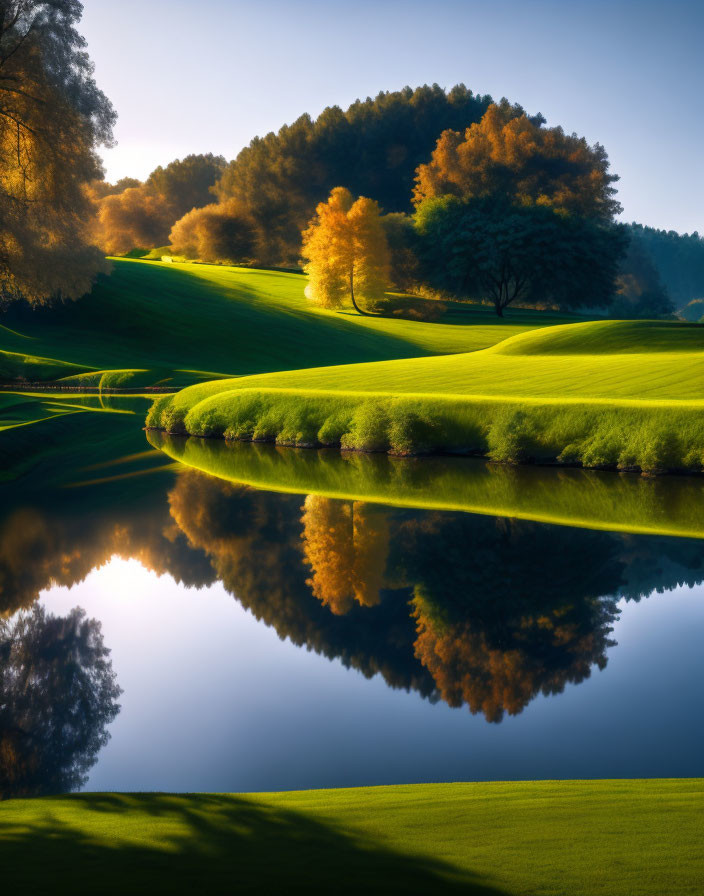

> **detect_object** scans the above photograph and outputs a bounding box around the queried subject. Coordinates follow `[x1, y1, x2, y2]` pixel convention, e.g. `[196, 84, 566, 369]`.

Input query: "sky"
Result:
[80, 0, 703, 234]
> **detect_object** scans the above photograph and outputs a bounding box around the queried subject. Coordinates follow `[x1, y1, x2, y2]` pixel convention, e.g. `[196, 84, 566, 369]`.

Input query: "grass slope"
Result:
[1, 780, 702, 895]
[0, 259, 573, 388]
[148, 433, 704, 539]
[148, 319, 704, 474]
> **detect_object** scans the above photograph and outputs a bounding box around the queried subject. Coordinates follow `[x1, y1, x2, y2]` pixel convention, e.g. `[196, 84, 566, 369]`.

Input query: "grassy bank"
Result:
[146, 320, 704, 474]
[1, 780, 702, 894]
[0, 259, 574, 388]
[148, 433, 704, 538]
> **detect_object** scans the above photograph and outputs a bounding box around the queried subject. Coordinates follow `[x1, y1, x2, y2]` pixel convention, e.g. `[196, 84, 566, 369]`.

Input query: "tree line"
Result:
[2, 2, 701, 319]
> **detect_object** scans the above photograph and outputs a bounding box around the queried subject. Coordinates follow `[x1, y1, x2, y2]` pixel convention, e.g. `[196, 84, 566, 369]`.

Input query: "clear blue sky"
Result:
[81, 0, 703, 234]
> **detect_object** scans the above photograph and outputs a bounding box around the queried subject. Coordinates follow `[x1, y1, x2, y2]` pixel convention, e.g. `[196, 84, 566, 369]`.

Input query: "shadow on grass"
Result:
[0, 792, 509, 895]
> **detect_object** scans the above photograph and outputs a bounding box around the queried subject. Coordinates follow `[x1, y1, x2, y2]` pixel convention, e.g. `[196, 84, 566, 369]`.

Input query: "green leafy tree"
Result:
[625, 224, 704, 310]
[416, 196, 628, 316]
[613, 238, 674, 318]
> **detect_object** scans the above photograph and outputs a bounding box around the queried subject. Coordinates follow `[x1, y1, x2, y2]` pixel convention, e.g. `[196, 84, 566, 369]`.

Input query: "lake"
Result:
[1, 394, 703, 797]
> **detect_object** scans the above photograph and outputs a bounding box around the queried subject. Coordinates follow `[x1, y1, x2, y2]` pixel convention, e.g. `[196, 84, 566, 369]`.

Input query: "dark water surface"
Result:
[1, 395, 703, 797]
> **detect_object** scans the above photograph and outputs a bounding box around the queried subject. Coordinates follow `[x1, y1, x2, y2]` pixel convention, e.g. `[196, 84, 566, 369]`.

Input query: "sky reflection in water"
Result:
[1, 398, 703, 795]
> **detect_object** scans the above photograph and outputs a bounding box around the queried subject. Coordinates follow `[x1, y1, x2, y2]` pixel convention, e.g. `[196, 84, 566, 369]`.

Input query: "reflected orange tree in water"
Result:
[2, 465, 704, 725]
[301, 496, 389, 614]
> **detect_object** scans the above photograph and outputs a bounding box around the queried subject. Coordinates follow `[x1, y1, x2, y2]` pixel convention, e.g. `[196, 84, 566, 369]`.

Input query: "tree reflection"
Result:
[167, 472, 435, 698]
[0, 502, 214, 617]
[0, 606, 122, 799]
[301, 497, 389, 614]
[2, 458, 704, 729]
[165, 471, 704, 722]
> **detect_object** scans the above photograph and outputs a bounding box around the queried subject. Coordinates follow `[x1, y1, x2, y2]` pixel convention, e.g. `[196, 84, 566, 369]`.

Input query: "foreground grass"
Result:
[1, 780, 702, 894]
[148, 433, 704, 539]
[0, 259, 574, 388]
[147, 320, 704, 473]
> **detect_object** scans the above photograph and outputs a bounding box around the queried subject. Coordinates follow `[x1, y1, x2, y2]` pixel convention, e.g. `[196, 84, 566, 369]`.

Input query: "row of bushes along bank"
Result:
[146, 389, 704, 475]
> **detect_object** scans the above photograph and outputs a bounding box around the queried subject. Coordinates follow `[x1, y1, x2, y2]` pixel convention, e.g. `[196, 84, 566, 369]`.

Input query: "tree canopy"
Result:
[413, 104, 627, 315]
[626, 224, 704, 311]
[169, 199, 258, 265]
[212, 85, 530, 265]
[414, 102, 621, 220]
[416, 195, 628, 316]
[0, 0, 115, 305]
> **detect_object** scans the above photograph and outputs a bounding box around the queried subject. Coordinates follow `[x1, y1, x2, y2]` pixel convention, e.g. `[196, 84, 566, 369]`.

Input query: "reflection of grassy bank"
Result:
[148, 433, 704, 539]
[3, 781, 702, 895]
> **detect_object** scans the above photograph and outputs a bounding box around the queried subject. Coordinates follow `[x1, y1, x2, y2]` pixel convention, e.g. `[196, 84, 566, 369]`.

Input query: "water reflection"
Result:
[2, 407, 704, 794]
[0, 606, 121, 799]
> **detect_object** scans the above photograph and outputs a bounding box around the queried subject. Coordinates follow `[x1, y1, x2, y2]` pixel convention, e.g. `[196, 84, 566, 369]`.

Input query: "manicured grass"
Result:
[148, 433, 704, 539]
[1, 780, 702, 894]
[147, 319, 704, 473]
[0, 259, 575, 388]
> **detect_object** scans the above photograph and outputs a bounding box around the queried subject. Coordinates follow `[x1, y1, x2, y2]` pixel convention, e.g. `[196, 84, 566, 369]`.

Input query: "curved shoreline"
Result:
[145, 424, 704, 478]
[145, 384, 704, 477]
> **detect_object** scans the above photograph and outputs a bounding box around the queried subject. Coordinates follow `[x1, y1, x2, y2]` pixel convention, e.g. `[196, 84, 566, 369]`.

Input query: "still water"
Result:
[1, 394, 703, 797]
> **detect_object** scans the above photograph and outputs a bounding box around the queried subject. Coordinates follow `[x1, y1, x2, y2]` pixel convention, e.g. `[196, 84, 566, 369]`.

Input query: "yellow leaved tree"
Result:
[301, 187, 390, 315]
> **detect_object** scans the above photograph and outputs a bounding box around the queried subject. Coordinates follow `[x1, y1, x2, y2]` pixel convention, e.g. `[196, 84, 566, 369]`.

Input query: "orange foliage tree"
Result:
[301, 187, 391, 315]
[301, 496, 390, 614]
[169, 200, 258, 264]
[414, 103, 620, 220]
[92, 154, 226, 256]
[412, 588, 614, 722]
[0, 1, 115, 305]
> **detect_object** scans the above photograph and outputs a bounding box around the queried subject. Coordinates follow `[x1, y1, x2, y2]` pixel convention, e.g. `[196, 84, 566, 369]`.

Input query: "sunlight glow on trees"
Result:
[302, 187, 391, 315]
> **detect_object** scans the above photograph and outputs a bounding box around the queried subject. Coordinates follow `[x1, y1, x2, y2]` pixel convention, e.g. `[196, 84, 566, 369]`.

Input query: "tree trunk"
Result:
[349, 270, 370, 316]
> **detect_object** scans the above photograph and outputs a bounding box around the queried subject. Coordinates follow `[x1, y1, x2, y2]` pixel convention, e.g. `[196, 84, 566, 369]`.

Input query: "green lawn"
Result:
[147, 319, 704, 474]
[0, 259, 575, 388]
[1, 780, 702, 894]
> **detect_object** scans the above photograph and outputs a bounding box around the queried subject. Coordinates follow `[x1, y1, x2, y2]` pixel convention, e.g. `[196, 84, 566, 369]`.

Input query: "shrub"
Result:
[184, 406, 226, 438]
[487, 409, 533, 463]
[146, 394, 172, 428]
[388, 404, 438, 455]
[341, 401, 391, 452]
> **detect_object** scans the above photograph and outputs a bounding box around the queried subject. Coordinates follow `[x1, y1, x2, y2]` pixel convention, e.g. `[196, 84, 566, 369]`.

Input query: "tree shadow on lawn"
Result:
[0, 792, 510, 895]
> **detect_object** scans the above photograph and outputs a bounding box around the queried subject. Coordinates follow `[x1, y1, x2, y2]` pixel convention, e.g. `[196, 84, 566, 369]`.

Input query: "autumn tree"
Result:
[169, 199, 258, 264]
[414, 104, 627, 315]
[414, 102, 620, 218]
[92, 153, 226, 255]
[0, 0, 115, 305]
[302, 187, 391, 315]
